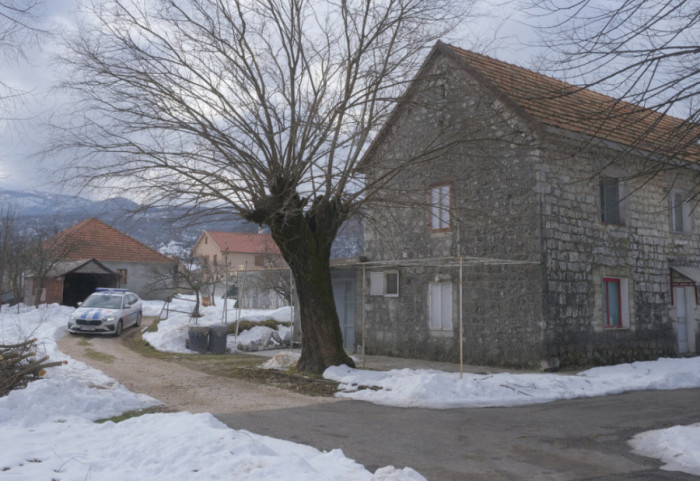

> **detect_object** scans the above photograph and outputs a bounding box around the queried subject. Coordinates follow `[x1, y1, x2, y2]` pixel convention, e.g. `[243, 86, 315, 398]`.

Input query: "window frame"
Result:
[384, 271, 399, 297]
[602, 276, 630, 329]
[369, 270, 400, 297]
[670, 190, 691, 233]
[430, 183, 452, 233]
[600, 177, 624, 225]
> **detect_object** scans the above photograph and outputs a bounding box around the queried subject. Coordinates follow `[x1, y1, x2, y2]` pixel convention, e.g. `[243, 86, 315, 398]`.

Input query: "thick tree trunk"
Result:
[290, 247, 355, 373]
[256, 194, 355, 374]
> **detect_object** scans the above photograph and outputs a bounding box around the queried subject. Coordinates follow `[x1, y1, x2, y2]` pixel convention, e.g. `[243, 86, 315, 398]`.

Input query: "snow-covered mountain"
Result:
[0, 189, 363, 258]
[0, 188, 255, 256]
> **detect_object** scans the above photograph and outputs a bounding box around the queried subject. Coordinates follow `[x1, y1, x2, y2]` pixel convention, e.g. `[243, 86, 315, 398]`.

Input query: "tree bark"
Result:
[290, 243, 355, 373]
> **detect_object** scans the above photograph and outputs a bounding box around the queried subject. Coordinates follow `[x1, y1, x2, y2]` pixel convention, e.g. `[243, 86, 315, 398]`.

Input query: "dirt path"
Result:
[57, 321, 338, 415]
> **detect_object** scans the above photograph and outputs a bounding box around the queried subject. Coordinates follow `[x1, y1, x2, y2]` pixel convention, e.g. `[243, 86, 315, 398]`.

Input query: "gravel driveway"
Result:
[57, 320, 338, 414]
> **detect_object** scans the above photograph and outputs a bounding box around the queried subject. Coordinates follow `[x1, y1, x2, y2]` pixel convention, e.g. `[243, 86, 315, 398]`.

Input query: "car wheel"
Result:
[114, 320, 123, 337]
[135, 312, 142, 327]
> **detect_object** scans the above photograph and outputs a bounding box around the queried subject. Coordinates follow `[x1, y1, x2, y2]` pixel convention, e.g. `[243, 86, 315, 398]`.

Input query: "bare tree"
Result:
[0, 0, 44, 129]
[54, 0, 470, 373]
[0, 205, 22, 306]
[530, 0, 699, 163]
[22, 223, 77, 307]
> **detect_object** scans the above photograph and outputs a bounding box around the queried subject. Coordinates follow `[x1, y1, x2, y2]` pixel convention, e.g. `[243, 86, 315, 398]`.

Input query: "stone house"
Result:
[357, 42, 700, 370]
[25, 218, 176, 305]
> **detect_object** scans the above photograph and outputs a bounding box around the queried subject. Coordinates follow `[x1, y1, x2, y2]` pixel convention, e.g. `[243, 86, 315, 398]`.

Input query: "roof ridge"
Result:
[437, 42, 699, 162]
[55, 217, 173, 264]
[442, 43, 692, 126]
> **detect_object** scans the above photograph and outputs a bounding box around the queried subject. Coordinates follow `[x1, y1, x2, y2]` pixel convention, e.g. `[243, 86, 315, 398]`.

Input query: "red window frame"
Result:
[429, 183, 452, 233]
[603, 277, 622, 328]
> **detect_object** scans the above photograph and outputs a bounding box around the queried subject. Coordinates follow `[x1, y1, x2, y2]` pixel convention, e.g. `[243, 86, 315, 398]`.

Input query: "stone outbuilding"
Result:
[355, 42, 700, 370]
[24, 218, 176, 305]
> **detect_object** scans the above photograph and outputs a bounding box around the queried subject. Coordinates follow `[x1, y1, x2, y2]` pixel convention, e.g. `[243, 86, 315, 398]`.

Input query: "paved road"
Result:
[217, 388, 700, 481]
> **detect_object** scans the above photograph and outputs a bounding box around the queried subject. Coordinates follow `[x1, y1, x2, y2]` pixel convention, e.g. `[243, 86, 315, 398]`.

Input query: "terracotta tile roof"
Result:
[205, 231, 280, 255]
[53, 218, 173, 264]
[435, 43, 700, 162]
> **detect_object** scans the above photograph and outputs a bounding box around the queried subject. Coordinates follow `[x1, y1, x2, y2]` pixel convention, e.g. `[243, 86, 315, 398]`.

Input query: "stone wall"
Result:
[361, 53, 547, 368]
[538, 136, 700, 367]
[361, 50, 700, 369]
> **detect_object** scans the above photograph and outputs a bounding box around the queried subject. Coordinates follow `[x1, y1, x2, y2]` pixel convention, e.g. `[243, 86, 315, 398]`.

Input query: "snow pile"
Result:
[0, 304, 425, 481]
[262, 351, 301, 370]
[3, 410, 425, 481]
[324, 357, 700, 408]
[0, 304, 159, 426]
[629, 423, 700, 476]
[141, 297, 292, 354]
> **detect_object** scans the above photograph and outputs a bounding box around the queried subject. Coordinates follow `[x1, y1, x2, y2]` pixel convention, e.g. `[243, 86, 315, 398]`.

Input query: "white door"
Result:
[429, 282, 453, 330]
[675, 287, 693, 354]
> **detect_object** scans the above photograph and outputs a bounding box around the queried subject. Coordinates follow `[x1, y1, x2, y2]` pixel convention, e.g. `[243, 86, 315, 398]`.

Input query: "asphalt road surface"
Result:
[217, 388, 700, 481]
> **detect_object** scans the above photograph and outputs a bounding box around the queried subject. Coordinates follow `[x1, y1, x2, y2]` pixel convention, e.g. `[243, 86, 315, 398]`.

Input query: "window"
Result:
[602, 277, 630, 328]
[369, 271, 399, 297]
[384, 271, 399, 297]
[671, 191, 691, 233]
[213, 254, 218, 266]
[254, 255, 264, 267]
[429, 282, 453, 330]
[430, 184, 451, 232]
[117, 269, 127, 285]
[600, 177, 623, 225]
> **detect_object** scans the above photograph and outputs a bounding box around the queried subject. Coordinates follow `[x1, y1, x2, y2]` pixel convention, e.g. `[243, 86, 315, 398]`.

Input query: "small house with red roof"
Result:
[358, 42, 700, 369]
[25, 218, 176, 305]
[190, 230, 288, 309]
[191, 230, 285, 271]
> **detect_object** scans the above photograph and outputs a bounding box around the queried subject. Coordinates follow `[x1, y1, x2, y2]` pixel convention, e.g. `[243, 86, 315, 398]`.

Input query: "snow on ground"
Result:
[141, 296, 292, 354]
[324, 357, 700, 408]
[138, 299, 700, 478]
[0, 304, 424, 480]
[629, 423, 700, 476]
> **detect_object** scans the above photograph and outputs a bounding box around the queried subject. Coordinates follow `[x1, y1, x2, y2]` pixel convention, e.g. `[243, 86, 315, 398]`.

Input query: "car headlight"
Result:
[104, 315, 117, 322]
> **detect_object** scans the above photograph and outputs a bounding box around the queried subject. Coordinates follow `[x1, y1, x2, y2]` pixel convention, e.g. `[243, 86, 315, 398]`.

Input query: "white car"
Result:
[67, 288, 142, 337]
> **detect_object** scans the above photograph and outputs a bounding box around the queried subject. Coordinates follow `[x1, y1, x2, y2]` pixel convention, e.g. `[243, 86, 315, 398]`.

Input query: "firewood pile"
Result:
[1, 339, 63, 397]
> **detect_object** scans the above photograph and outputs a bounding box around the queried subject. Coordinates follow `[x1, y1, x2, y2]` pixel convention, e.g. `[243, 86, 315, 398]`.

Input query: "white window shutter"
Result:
[369, 272, 384, 296]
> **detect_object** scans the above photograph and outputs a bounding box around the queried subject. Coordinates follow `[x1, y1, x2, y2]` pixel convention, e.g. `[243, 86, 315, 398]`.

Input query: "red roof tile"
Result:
[53, 218, 173, 264]
[441, 43, 700, 162]
[205, 231, 280, 255]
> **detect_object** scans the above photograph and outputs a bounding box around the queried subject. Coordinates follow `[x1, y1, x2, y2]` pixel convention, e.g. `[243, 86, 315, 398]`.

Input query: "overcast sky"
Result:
[0, 0, 539, 197]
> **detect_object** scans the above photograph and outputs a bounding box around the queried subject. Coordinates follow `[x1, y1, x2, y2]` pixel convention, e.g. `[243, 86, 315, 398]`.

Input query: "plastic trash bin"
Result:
[188, 326, 210, 354]
[208, 324, 229, 355]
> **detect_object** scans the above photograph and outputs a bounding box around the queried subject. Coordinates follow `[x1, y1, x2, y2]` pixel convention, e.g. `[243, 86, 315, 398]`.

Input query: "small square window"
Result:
[369, 271, 399, 297]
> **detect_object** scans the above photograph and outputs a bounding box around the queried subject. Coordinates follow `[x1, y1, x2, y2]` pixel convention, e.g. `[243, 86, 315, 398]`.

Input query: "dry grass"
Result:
[123, 317, 337, 397]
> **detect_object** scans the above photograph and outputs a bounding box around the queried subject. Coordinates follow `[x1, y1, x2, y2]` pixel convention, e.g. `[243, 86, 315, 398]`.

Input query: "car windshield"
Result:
[82, 294, 123, 309]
